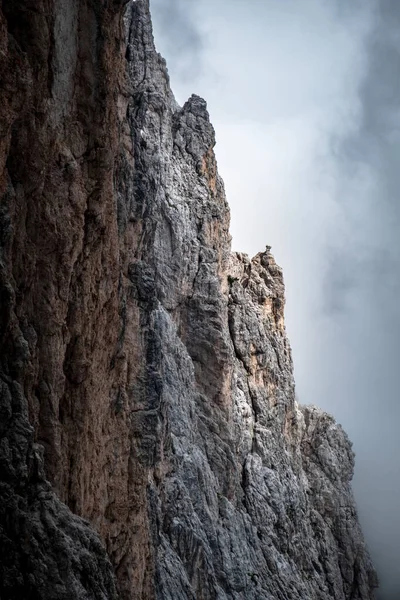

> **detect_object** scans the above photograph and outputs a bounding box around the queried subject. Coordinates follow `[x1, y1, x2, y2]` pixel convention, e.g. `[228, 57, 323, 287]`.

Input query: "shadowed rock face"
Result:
[0, 1, 377, 599]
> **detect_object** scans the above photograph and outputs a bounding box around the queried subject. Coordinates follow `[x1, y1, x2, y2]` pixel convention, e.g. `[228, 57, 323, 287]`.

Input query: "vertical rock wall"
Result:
[0, 1, 377, 599]
[1, 0, 127, 597]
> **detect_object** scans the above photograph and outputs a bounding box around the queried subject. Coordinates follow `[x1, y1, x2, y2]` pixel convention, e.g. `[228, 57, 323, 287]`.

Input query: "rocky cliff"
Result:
[0, 1, 377, 599]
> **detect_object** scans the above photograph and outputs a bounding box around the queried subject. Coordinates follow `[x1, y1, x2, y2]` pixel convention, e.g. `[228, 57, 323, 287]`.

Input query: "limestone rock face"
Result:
[0, 1, 377, 599]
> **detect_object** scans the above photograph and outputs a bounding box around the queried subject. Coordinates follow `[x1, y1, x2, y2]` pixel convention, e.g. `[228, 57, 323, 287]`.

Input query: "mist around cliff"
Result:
[151, 0, 400, 598]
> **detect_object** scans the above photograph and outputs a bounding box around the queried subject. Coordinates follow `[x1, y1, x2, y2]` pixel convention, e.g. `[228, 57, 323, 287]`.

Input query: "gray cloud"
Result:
[151, 0, 203, 81]
[326, 0, 400, 304]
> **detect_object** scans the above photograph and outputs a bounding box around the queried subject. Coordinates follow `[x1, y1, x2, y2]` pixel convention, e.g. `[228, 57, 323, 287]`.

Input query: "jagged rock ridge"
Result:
[0, 0, 377, 599]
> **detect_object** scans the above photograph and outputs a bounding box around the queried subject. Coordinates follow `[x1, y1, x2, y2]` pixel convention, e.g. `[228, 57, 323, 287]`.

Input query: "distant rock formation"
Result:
[0, 1, 377, 598]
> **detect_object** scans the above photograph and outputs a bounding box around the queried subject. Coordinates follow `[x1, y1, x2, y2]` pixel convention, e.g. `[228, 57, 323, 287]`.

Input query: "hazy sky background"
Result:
[151, 1, 400, 597]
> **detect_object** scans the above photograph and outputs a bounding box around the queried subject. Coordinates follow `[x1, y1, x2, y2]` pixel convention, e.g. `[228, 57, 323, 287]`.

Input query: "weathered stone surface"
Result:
[0, 1, 128, 598]
[0, 0, 377, 599]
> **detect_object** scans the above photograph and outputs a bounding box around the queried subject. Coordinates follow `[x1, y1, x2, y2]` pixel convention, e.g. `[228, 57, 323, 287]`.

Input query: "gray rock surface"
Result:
[122, 3, 377, 598]
[0, 0, 377, 598]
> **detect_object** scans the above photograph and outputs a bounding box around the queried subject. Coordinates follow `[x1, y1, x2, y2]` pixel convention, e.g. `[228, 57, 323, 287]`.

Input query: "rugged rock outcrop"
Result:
[0, 1, 377, 599]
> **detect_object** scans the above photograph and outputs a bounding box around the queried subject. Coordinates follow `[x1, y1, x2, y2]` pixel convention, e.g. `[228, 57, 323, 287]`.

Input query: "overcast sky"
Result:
[151, 1, 400, 597]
